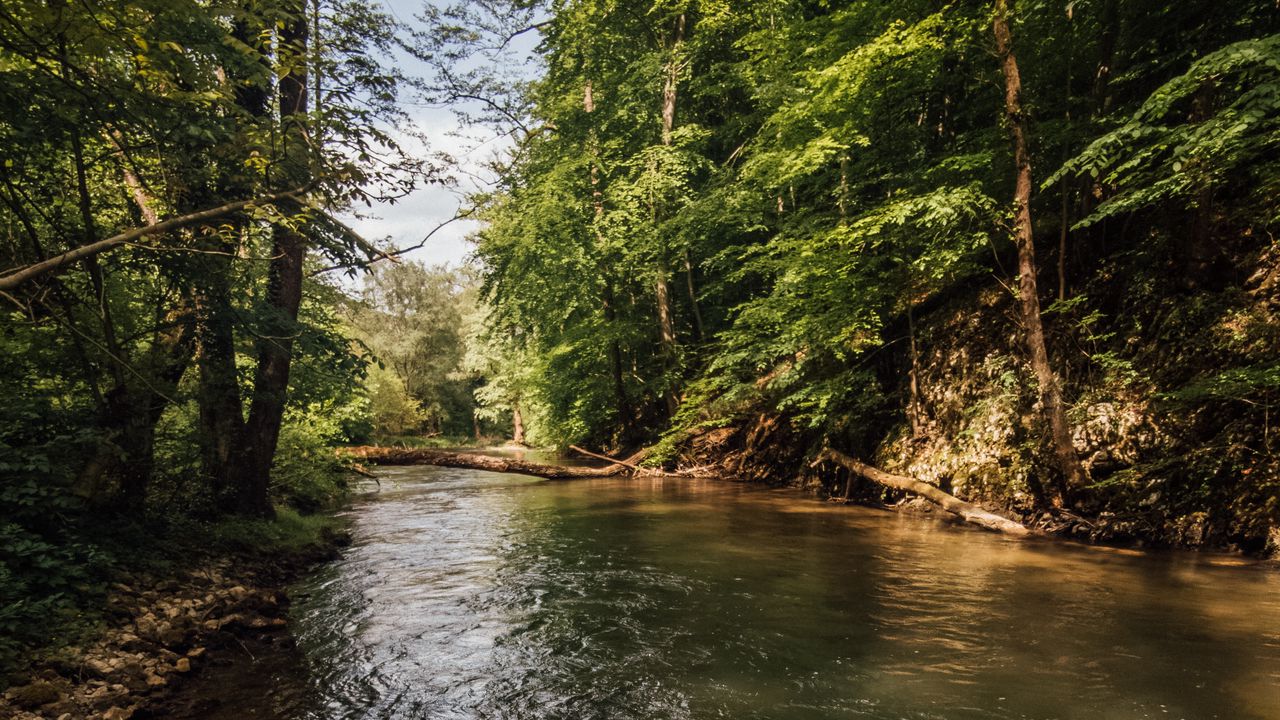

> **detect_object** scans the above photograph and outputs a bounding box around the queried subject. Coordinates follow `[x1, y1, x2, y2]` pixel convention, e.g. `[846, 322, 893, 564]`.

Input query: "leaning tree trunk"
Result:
[813, 449, 1030, 536]
[233, 4, 310, 518]
[994, 0, 1087, 508]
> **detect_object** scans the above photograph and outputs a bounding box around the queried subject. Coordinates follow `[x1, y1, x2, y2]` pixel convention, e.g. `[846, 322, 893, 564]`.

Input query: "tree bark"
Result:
[232, 4, 311, 518]
[813, 449, 1030, 536]
[682, 249, 704, 342]
[653, 13, 686, 418]
[195, 272, 244, 508]
[907, 306, 926, 440]
[342, 447, 642, 479]
[512, 404, 526, 445]
[994, 0, 1087, 508]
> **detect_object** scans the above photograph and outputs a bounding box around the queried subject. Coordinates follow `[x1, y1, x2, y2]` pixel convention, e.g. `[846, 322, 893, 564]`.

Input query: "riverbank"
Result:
[0, 513, 349, 720]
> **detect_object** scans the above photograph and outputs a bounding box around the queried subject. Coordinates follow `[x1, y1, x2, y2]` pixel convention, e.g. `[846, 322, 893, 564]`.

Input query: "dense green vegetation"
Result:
[456, 0, 1279, 545]
[2, 0, 1279, 684]
[0, 0, 420, 673]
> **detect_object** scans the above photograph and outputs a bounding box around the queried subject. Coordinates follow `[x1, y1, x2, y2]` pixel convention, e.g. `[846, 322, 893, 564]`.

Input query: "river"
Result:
[205, 463, 1280, 719]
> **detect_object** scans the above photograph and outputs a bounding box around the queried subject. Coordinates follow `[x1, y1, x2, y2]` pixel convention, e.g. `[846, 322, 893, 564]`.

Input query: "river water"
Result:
[237, 464, 1280, 719]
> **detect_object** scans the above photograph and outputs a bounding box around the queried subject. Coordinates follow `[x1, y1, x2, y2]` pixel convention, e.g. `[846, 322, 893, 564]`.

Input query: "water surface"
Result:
[278, 465, 1279, 719]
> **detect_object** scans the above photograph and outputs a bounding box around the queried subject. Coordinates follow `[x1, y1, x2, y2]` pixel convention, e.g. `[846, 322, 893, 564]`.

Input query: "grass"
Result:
[205, 506, 344, 554]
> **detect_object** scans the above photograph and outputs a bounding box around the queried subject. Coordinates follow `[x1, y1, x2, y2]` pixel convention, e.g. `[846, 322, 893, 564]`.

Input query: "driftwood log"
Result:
[812, 448, 1030, 537]
[341, 446, 638, 479]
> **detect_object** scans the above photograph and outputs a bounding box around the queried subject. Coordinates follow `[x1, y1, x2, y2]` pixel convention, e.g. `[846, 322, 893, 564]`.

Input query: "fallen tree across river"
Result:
[340, 446, 643, 479]
[811, 448, 1031, 537]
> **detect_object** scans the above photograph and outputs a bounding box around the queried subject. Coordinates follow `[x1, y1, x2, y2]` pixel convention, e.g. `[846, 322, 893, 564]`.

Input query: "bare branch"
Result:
[310, 205, 475, 276]
[497, 19, 552, 51]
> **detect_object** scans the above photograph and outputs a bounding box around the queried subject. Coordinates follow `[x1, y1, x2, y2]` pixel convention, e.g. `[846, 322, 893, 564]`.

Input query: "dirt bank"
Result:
[0, 533, 346, 719]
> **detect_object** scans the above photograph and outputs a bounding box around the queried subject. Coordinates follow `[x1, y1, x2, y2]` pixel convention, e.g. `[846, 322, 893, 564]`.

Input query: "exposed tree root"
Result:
[811, 448, 1031, 537]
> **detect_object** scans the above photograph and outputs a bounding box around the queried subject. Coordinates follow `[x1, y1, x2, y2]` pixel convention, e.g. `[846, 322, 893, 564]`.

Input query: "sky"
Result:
[335, 0, 539, 272]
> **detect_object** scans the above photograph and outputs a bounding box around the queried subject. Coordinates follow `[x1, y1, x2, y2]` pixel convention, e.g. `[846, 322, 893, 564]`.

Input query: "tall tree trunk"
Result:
[233, 5, 310, 518]
[195, 10, 269, 513]
[682, 249, 704, 342]
[654, 13, 686, 418]
[195, 273, 244, 509]
[907, 306, 925, 441]
[994, 0, 1086, 508]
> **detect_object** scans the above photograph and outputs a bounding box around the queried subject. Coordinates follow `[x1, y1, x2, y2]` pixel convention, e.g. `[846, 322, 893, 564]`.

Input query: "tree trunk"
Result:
[233, 5, 310, 518]
[342, 446, 645, 479]
[196, 276, 244, 508]
[907, 306, 926, 440]
[813, 449, 1030, 536]
[655, 260, 679, 417]
[682, 249, 704, 342]
[512, 404, 526, 445]
[654, 13, 686, 418]
[994, 0, 1087, 508]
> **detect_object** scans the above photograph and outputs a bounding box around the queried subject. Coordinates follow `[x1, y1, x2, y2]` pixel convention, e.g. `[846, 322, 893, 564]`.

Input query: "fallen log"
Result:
[567, 445, 702, 478]
[340, 446, 636, 479]
[811, 448, 1031, 537]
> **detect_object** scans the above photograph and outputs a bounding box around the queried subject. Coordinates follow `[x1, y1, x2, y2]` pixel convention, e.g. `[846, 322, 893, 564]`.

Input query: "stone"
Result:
[7, 681, 61, 709]
[145, 673, 167, 688]
[174, 658, 192, 673]
[101, 706, 135, 720]
[85, 658, 114, 677]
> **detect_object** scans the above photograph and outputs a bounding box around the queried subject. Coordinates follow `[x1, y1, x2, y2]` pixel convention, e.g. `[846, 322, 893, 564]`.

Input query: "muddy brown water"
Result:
[188, 464, 1280, 719]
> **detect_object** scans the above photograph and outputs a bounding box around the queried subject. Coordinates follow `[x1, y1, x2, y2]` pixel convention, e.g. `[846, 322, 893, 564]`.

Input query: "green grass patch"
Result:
[204, 506, 344, 554]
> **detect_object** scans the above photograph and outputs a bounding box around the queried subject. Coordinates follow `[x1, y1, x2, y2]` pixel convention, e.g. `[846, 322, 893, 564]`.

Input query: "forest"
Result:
[1, 0, 1279, 713]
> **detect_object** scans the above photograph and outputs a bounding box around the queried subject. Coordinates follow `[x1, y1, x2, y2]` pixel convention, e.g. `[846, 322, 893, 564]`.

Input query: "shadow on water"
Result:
[185, 467, 1280, 719]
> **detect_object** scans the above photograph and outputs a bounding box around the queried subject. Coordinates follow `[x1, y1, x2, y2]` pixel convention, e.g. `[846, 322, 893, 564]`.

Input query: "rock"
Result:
[174, 658, 192, 673]
[145, 673, 167, 689]
[186, 647, 205, 659]
[117, 632, 149, 652]
[101, 706, 135, 720]
[85, 658, 115, 677]
[159, 624, 187, 647]
[7, 681, 61, 709]
[227, 586, 250, 601]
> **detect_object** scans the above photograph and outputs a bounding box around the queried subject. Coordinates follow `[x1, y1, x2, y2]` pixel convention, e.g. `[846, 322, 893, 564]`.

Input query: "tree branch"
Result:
[0, 186, 312, 292]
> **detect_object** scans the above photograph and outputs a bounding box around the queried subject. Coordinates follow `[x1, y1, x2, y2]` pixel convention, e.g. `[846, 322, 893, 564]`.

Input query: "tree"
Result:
[994, 0, 1086, 508]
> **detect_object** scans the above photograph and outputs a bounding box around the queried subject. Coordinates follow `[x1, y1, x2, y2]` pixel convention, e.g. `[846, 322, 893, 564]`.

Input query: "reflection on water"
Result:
[280, 467, 1280, 719]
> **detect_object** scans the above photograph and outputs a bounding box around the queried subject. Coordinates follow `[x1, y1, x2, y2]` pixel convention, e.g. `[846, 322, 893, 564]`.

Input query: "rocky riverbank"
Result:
[0, 533, 345, 719]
